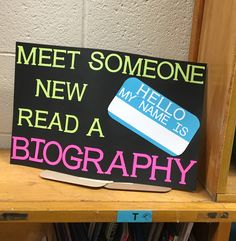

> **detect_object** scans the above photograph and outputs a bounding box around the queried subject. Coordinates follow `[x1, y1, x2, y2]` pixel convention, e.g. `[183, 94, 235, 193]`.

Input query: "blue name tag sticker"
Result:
[108, 77, 200, 156]
[117, 210, 152, 223]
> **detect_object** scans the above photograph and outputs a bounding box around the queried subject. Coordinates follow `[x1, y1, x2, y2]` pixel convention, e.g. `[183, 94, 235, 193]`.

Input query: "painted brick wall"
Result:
[0, 0, 194, 148]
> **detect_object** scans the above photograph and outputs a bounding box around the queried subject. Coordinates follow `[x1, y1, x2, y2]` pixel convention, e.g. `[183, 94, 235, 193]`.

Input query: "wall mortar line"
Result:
[81, 0, 87, 47]
[0, 52, 15, 57]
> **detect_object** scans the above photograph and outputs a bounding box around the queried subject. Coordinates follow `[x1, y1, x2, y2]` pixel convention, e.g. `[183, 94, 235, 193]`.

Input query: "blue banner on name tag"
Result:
[108, 77, 200, 156]
[117, 210, 152, 223]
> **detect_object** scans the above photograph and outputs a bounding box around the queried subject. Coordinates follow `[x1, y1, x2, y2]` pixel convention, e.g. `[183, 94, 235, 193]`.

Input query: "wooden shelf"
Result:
[0, 223, 54, 241]
[217, 164, 236, 202]
[1, 149, 236, 223]
[196, 0, 236, 199]
[0, 0, 235, 239]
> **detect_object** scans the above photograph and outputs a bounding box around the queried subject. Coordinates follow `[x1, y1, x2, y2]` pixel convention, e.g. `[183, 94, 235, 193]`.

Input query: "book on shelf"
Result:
[52, 222, 195, 241]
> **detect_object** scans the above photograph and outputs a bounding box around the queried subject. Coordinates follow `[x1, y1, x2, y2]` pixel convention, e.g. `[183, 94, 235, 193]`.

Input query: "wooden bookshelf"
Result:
[217, 164, 236, 202]
[0, 149, 236, 224]
[0, 1, 236, 240]
[0, 223, 54, 241]
[190, 0, 236, 205]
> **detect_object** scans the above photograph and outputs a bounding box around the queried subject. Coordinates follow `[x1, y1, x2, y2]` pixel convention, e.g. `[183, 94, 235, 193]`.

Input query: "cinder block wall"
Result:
[0, 0, 194, 148]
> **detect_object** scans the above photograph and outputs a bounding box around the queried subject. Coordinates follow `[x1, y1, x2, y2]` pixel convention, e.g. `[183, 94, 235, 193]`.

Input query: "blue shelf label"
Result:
[117, 210, 152, 223]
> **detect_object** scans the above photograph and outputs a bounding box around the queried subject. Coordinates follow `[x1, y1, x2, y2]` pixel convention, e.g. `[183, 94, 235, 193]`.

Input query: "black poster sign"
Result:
[11, 42, 206, 191]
